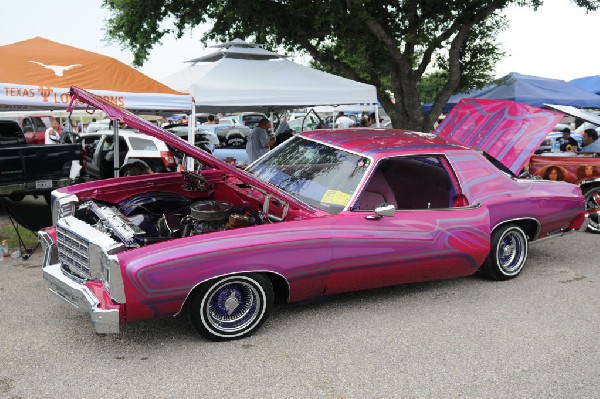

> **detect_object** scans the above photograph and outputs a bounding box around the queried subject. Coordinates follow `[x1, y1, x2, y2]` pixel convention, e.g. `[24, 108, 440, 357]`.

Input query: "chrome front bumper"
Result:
[39, 230, 120, 334]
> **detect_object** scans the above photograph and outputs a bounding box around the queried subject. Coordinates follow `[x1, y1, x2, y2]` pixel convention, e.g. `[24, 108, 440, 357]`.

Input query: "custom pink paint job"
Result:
[43, 87, 585, 329]
[434, 98, 563, 174]
[529, 155, 600, 184]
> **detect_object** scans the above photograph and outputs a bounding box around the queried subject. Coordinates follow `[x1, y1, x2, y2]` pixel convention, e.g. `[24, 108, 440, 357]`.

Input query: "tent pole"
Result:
[113, 122, 120, 177]
[187, 100, 196, 171]
[375, 104, 380, 127]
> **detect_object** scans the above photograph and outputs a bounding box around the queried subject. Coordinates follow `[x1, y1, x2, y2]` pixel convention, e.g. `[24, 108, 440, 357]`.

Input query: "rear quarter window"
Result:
[128, 137, 158, 151]
[0, 121, 26, 145]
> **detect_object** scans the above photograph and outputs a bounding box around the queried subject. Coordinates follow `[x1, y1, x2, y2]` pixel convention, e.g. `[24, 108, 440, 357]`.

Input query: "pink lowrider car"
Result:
[40, 89, 588, 341]
[527, 105, 600, 233]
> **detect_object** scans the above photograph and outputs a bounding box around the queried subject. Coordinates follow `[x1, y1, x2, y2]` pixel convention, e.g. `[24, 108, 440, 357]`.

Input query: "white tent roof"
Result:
[186, 47, 286, 63]
[162, 57, 377, 113]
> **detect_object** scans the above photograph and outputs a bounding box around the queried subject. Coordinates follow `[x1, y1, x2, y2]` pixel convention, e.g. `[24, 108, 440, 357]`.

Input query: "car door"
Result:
[326, 156, 491, 295]
[86, 134, 105, 178]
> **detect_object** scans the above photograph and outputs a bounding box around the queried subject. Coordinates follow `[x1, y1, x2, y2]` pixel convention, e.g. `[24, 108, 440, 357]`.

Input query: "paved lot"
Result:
[0, 203, 598, 398]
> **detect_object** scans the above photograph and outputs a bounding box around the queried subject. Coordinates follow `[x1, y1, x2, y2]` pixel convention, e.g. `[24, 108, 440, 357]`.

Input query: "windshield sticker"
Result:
[321, 190, 351, 206]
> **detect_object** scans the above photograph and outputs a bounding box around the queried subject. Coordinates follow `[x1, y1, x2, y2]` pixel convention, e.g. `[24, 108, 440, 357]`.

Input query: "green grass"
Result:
[0, 223, 39, 250]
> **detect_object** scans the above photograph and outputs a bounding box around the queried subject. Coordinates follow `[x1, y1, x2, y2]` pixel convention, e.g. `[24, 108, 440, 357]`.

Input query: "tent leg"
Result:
[187, 100, 196, 171]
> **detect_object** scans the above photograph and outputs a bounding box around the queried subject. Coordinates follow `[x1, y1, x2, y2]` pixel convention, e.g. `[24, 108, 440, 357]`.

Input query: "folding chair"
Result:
[0, 198, 52, 260]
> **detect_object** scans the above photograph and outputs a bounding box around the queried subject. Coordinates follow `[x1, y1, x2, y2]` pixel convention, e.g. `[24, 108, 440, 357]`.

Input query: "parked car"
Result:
[40, 87, 588, 341]
[201, 120, 251, 147]
[0, 119, 81, 202]
[0, 112, 61, 144]
[226, 112, 268, 129]
[528, 105, 600, 233]
[166, 125, 219, 153]
[287, 113, 321, 133]
[78, 130, 177, 179]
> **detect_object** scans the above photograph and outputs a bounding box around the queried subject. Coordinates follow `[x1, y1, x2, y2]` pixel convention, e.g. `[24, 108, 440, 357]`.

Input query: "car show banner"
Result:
[0, 83, 191, 111]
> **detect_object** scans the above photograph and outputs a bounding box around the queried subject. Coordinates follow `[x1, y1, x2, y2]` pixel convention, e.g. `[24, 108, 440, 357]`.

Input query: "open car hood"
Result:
[544, 104, 600, 126]
[67, 86, 307, 209]
[433, 98, 562, 174]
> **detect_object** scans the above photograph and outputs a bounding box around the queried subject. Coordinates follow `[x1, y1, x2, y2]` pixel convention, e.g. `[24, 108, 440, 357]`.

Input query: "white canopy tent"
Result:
[162, 40, 378, 113]
[163, 58, 377, 113]
[163, 40, 379, 169]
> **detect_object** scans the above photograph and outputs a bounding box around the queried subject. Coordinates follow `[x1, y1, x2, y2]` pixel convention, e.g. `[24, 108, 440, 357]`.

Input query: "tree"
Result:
[103, 0, 600, 131]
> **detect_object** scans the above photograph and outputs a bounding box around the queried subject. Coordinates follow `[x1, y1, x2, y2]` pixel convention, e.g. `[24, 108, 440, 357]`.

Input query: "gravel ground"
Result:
[0, 198, 598, 398]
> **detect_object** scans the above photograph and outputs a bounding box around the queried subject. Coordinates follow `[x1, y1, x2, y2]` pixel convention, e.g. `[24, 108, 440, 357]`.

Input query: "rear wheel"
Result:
[582, 185, 600, 234]
[481, 224, 528, 280]
[189, 273, 273, 341]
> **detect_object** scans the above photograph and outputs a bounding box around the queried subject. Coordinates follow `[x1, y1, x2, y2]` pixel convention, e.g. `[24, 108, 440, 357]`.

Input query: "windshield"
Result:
[246, 137, 370, 213]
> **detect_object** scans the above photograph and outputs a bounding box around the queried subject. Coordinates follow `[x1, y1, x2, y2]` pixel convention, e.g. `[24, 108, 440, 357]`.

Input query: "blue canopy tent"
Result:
[569, 75, 600, 95]
[424, 72, 600, 113]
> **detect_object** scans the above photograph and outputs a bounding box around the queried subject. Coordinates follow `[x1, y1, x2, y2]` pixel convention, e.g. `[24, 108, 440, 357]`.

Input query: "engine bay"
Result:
[73, 191, 273, 248]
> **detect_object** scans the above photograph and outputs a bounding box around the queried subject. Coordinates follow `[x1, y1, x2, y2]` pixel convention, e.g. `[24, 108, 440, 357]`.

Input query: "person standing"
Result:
[44, 120, 60, 144]
[202, 114, 217, 125]
[246, 117, 275, 163]
[335, 112, 354, 129]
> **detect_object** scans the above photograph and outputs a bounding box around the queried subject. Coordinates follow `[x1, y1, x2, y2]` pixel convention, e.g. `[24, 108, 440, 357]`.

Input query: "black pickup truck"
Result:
[0, 119, 82, 201]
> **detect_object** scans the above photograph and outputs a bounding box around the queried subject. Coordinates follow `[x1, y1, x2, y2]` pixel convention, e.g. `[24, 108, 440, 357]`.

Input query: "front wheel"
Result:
[481, 224, 528, 280]
[582, 185, 600, 234]
[189, 273, 273, 341]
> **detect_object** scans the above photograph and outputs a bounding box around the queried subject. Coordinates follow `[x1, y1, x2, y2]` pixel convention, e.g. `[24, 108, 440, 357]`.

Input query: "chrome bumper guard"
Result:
[39, 230, 120, 334]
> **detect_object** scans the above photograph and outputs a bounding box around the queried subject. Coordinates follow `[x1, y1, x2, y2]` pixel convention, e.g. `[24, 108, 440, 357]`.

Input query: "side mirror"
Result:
[366, 203, 395, 220]
[375, 203, 395, 216]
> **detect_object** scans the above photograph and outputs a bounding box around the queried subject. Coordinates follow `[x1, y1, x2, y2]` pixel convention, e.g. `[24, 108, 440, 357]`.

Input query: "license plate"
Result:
[36, 179, 53, 189]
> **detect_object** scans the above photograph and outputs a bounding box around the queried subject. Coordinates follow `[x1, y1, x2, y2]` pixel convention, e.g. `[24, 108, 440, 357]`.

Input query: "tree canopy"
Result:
[103, 0, 600, 131]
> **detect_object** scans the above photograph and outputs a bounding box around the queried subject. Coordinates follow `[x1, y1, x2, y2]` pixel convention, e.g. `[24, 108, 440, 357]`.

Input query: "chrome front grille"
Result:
[57, 224, 91, 279]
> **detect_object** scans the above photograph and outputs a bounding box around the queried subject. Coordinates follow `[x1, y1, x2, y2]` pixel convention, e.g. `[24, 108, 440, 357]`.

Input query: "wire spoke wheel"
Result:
[482, 224, 528, 280]
[583, 186, 600, 233]
[206, 280, 261, 332]
[497, 230, 526, 274]
[190, 274, 273, 341]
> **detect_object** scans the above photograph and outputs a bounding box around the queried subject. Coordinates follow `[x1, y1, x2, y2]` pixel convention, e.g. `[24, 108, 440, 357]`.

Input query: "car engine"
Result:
[73, 192, 263, 248]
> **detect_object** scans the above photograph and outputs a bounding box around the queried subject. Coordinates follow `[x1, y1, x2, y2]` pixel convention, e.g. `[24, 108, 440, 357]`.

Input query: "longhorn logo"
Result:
[28, 61, 82, 76]
[38, 86, 53, 102]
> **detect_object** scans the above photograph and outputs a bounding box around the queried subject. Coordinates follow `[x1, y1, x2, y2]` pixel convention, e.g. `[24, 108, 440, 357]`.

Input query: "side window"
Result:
[22, 117, 35, 133]
[32, 117, 47, 130]
[128, 137, 157, 151]
[83, 135, 101, 154]
[0, 122, 26, 145]
[355, 156, 454, 211]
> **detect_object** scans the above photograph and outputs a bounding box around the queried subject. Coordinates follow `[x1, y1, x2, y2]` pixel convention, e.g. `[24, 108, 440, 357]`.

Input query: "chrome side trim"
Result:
[529, 228, 577, 245]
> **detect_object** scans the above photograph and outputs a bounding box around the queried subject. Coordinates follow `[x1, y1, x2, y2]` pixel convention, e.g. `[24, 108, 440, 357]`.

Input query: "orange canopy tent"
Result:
[0, 37, 191, 111]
